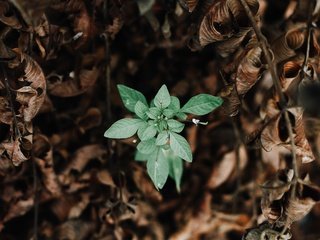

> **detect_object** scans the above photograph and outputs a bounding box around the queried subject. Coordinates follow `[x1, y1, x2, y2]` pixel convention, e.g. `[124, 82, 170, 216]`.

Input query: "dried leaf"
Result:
[48, 67, 99, 97]
[234, 43, 263, 95]
[207, 145, 247, 189]
[63, 144, 107, 174]
[272, 26, 306, 64]
[11, 49, 47, 122]
[33, 134, 61, 195]
[0, 1, 22, 29]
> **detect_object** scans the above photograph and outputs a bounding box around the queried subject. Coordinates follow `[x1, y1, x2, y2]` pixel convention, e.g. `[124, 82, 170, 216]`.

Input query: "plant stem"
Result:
[238, 0, 300, 233]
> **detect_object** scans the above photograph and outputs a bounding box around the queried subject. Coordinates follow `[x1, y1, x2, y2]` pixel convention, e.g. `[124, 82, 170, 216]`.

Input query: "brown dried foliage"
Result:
[0, 0, 320, 239]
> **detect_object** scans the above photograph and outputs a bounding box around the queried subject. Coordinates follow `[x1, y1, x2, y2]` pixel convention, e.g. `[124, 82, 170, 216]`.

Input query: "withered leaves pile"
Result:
[1, 0, 320, 239]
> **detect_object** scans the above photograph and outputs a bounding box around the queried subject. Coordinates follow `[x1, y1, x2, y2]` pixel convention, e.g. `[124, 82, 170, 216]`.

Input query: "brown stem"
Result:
[238, 0, 300, 233]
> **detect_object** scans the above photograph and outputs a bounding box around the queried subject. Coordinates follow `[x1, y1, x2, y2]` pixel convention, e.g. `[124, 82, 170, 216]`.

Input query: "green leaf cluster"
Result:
[104, 84, 223, 190]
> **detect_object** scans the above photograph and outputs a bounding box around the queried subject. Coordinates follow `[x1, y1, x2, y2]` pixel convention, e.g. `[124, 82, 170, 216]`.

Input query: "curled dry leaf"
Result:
[0, 0, 22, 29]
[261, 169, 294, 223]
[48, 67, 99, 97]
[198, 0, 258, 47]
[215, 27, 251, 57]
[271, 26, 306, 64]
[260, 94, 314, 163]
[234, 42, 263, 96]
[261, 169, 320, 227]
[33, 134, 61, 196]
[199, 0, 235, 46]
[280, 60, 301, 92]
[10, 49, 46, 122]
[1, 136, 31, 166]
[227, 0, 259, 23]
[283, 180, 320, 225]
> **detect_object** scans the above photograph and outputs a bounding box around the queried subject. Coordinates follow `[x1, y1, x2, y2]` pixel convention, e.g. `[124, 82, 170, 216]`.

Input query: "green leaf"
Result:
[134, 101, 148, 120]
[137, 138, 156, 154]
[169, 132, 192, 162]
[147, 147, 169, 190]
[146, 107, 161, 120]
[167, 119, 185, 133]
[163, 108, 175, 118]
[175, 111, 188, 120]
[140, 125, 157, 141]
[181, 94, 223, 115]
[104, 118, 144, 139]
[158, 120, 167, 132]
[168, 96, 180, 111]
[117, 84, 148, 112]
[156, 131, 169, 145]
[154, 85, 171, 109]
[134, 150, 149, 162]
[137, 122, 148, 140]
[167, 150, 183, 192]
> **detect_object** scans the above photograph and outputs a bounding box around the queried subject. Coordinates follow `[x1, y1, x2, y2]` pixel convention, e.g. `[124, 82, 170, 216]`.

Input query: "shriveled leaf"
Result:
[48, 67, 99, 97]
[104, 118, 144, 139]
[12, 49, 46, 122]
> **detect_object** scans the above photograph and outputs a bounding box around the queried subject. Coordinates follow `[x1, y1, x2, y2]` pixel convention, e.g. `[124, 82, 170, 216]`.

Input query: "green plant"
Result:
[104, 84, 223, 190]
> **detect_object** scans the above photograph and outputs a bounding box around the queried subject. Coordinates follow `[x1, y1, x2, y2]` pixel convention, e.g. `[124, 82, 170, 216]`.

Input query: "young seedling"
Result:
[104, 84, 223, 191]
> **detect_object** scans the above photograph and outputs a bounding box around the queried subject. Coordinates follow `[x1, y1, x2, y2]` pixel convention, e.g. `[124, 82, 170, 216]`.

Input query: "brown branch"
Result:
[238, 0, 300, 233]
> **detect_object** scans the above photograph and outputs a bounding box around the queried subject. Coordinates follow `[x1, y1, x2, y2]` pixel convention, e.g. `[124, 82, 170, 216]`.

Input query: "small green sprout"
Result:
[104, 84, 223, 191]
